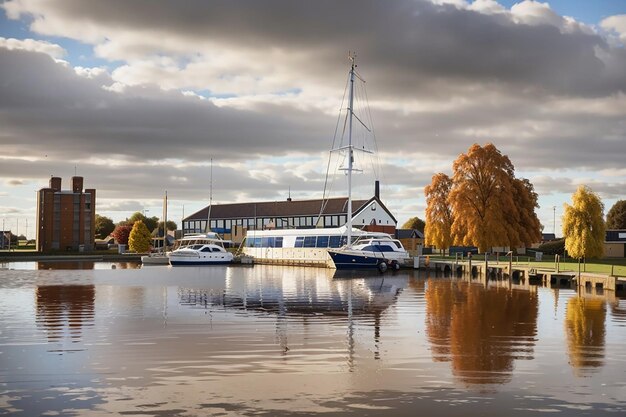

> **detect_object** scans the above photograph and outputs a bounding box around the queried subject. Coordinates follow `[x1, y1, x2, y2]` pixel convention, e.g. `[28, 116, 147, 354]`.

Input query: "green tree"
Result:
[157, 220, 178, 232]
[95, 214, 115, 238]
[401, 217, 425, 233]
[424, 173, 454, 255]
[128, 212, 159, 232]
[562, 186, 605, 259]
[128, 220, 152, 253]
[606, 200, 626, 229]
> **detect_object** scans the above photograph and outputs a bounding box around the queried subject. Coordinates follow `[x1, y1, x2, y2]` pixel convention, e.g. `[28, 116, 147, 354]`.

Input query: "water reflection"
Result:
[179, 267, 407, 318]
[178, 267, 408, 364]
[425, 279, 538, 385]
[565, 296, 606, 375]
[36, 284, 95, 350]
[37, 261, 96, 270]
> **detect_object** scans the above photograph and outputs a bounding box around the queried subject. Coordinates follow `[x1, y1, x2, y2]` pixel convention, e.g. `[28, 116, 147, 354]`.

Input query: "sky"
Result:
[1, 0, 625, 239]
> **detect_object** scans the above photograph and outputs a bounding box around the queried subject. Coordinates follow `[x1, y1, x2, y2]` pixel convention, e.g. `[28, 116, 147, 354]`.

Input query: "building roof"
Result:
[396, 229, 424, 239]
[185, 197, 370, 221]
[606, 229, 626, 242]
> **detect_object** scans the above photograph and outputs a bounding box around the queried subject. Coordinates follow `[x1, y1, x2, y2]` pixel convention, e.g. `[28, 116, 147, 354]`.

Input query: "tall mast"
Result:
[346, 53, 356, 247]
[206, 158, 213, 233]
[163, 190, 168, 248]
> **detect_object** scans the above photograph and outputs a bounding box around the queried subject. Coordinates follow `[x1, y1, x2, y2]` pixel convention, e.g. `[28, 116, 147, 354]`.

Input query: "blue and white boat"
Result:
[328, 235, 409, 271]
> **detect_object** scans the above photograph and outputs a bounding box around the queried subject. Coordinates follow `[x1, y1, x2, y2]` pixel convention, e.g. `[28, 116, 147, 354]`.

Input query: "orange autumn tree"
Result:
[424, 173, 454, 255]
[447, 143, 541, 252]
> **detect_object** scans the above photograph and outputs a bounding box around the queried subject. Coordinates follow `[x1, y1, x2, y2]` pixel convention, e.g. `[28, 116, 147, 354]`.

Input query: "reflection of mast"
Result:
[346, 280, 355, 371]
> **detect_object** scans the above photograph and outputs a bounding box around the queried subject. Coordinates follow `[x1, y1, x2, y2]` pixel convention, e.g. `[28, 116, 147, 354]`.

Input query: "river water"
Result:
[0, 262, 625, 416]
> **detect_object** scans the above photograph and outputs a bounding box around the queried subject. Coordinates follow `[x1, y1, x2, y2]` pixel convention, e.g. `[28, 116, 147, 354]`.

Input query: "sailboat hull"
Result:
[328, 250, 387, 269]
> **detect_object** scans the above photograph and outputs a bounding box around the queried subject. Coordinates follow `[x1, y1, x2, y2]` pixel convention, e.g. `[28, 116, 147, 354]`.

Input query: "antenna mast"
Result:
[346, 52, 356, 247]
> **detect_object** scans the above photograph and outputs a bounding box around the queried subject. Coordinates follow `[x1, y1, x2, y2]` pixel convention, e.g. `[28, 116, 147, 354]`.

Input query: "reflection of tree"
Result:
[36, 285, 95, 343]
[425, 280, 538, 385]
[565, 297, 605, 375]
[425, 279, 461, 361]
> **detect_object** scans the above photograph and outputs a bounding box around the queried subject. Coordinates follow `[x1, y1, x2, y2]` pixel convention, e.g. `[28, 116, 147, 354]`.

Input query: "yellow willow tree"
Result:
[562, 185, 605, 259]
[448, 143, 540, 252]
[128, 220, 152, 253]
[424, 173, 454, 255]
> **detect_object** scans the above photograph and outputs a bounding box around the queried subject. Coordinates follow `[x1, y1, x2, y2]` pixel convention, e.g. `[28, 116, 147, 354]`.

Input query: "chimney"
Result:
[50, 176, 62, 191]
[72, 176, 83, 193]
[374, 180, 380, 199]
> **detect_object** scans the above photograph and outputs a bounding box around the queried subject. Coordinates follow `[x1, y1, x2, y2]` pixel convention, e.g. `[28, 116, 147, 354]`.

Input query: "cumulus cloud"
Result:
[0, 0, 625, 226]
[601, 14, 626, 44]
[0, 36, 65, 58]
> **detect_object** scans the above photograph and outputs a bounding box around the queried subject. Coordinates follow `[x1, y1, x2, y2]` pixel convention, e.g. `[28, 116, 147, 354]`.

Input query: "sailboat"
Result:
[242, 54, 409, 270]
[141, 191, 171, 265]
[326, 54, 409, 271]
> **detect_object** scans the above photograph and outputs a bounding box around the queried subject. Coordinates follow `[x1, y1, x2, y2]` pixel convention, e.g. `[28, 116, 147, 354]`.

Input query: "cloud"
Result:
[601, 14, 626, 44]
[6, 179, 25, 186]
[1, 0, 625, 226]
[0, 36, 66, 58]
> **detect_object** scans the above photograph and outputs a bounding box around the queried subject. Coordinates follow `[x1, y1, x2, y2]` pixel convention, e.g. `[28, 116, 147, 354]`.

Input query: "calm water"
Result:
[1, 262, 625, 416]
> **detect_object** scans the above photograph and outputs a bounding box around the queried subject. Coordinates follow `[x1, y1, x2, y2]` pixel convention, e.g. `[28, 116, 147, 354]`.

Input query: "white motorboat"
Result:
[168, 232, 234, 266]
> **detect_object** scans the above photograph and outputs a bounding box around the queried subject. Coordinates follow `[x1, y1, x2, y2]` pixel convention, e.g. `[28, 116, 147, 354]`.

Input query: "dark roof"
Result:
[396, 229, 424, 239]
[542, 233, 556, 241]
[606, 229, 626, 242]
[185, 197, 369, 221]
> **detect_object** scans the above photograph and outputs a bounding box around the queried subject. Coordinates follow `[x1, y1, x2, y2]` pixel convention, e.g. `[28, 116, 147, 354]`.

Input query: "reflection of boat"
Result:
[168, 233, 234, 266]
[179, 266, 407, 316]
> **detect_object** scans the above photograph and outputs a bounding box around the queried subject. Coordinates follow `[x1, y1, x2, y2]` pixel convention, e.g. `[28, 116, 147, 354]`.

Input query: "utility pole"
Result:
[553, 206, 556, 236]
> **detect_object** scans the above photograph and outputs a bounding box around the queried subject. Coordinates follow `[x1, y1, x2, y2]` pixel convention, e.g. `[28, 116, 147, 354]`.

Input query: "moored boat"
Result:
[328, 235, 409, 271]
[168, 232, 233, 266]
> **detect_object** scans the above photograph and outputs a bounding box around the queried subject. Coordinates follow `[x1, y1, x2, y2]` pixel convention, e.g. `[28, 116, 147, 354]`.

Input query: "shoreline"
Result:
[0, 252, 142, 262]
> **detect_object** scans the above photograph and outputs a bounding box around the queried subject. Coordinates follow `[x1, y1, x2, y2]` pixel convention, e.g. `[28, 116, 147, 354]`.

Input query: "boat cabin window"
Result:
[245, 237, 262, 247]
[303, 236, 316, 248]
[295, 236, 304, 247]
[329, 236, 342, 248]
[200, 246, 212, 252]
[316, 236, 329, 248]
[362, 244, 396, 252]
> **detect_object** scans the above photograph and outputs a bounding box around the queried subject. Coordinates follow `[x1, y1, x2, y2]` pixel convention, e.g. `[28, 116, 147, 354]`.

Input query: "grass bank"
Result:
[427, 253, 626, 277]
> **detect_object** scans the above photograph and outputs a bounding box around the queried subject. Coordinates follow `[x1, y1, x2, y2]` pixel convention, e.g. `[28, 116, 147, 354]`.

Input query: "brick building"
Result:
[36, 176, 96, 252]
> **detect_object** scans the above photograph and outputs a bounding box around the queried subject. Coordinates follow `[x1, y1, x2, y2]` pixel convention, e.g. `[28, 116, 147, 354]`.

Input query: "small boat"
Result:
[328, 235, 409, 271]
[167, 232, 233, 266]
[141, 251, 169, 265]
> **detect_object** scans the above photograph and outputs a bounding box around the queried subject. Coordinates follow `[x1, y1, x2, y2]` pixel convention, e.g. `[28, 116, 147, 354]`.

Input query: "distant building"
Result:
[395, 229, 424, 252]
[36, 176, 96, 252]
[0, 231, 10, 249]
[605, 229, 626, 258]
[182, 182, 397, 244]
